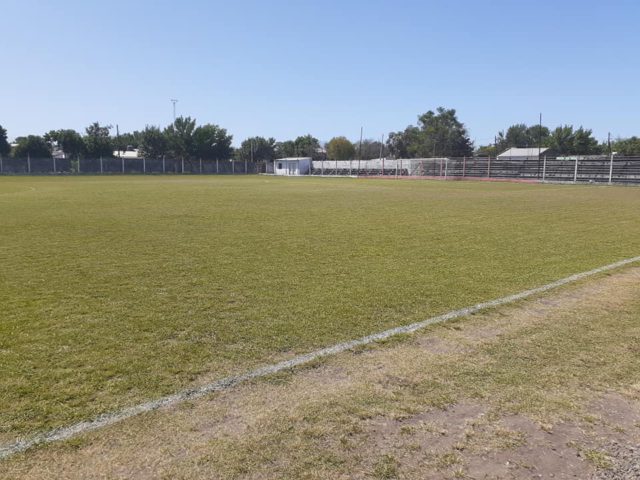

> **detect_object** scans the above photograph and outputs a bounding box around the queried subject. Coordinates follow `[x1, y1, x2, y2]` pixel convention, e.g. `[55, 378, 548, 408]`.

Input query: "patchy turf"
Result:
[1, 175, 639, 441]
[3, 265, 639, 479]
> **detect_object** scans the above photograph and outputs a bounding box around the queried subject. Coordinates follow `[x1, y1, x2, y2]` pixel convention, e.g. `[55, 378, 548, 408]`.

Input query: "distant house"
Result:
[273, 157, 312, 176]
[497, 147, 550, 161]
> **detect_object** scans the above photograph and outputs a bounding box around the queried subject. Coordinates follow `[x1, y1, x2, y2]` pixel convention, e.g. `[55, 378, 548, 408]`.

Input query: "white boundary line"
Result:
[2, 255, 640, 461]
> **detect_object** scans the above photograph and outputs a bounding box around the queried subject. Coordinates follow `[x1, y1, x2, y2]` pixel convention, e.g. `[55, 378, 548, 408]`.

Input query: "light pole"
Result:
[171, 99, 178, 121]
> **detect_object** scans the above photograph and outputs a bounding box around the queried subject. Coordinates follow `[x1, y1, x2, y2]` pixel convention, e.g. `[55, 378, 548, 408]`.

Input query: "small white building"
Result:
[497, 147, 550, 161]
[274, 157, 312, 176]
[113, 149, 142, 159]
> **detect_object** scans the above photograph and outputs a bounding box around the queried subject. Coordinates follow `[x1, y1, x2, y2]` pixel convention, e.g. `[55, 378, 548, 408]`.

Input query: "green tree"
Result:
[387, 108, 473, 158]
[84, 122, 113, 158]
[387, 126, 421, 158]
[612, 136, 640, 156]
[295, 134, 322, 159]
[275, 140, 296, 158]
[116, 131, 142, 151]
[236, 136, 277, 161]
[416, 107, 473, 157]
[547, 125, 601, 155]
[571, 127, 602, 155]
[0, 125, 10, 156]
[326, 136, 355, 160]
[359, 139, 387, 160]
[12, 135, 51, 158]
[164, 116, 196, 158]
[138, 126, 168, 158]
[192, 124, 233, 160]
[44, 129, 85, 158]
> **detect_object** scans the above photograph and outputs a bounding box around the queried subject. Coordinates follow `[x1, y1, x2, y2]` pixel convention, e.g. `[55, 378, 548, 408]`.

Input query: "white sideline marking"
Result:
[2, 255, 640, 460]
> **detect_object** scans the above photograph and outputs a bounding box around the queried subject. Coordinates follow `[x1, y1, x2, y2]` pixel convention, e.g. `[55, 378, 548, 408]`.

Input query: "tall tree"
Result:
[612, 136, 640, 156]
[192, 124, 233, 160]
[387, 126, 421, 158]
[547, 125, 601, 155]
[164, 116, 196, 158]
[416, 107, 473, 157]
[294, 134, 322, 159]
[12, 135, 51, 158]
[387, 108, 472, 158]
[44, 129, 85, 158]
[236, 136, 277, 161]
[138, 126, 168, 158]
[275, 140, 296, 158]
[359, 139, 387, 159]
[0, 125, 10, 156]
[84, 122, 113, 158]
[326, 136, 355, 160]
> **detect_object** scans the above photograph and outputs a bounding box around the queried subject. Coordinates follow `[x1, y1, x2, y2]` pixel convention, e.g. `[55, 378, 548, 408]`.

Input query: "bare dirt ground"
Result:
[3, 267, 640, 479]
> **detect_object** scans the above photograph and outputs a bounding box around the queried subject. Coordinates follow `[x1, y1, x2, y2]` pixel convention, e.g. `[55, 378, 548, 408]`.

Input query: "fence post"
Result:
[182, 157, 185, 174]
[100, 156, 103, 174]
[245, 159, 247, 174]
[0, 154, 3, 174]
[462, 156, 466, 178]
[608, 153, 614, 184]
[574, 156, 579, 183]
[382, 157, 384, 176]
[77, 155, 80, 174]
[162, 155, 166, 174]
[232, 159, 235, 174]
[216, 158, 219, 174]
[444, 158, 448, 179]
[321, 159, 324, 176]
[52, 156, 56, 173]
[27, 153, 31, 174]
[487, 156, 491, 178]
[542, 155, 547, 181]
[400, 159, 403, 176]
[121, 156, 125, 174]
[143, 157, 146, 174]
[199, 158, 202, 174]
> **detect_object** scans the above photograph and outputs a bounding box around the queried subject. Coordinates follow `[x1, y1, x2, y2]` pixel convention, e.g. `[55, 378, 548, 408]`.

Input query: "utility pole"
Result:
[358, 126, 363, 173]
[171, 99, 178, 121]
[537, 113, 542, 179]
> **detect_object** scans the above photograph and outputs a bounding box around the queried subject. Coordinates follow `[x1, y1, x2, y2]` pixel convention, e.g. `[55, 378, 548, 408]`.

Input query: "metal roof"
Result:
[498, 147, 549, 158]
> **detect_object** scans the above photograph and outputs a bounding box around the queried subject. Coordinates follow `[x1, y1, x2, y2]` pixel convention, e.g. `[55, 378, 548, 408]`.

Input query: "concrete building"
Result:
[273, 157, 312, 176]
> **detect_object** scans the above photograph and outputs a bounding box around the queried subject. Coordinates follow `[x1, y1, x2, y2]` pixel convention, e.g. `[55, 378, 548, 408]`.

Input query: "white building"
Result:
[113, 149, 142, 159]
[274, 157, 312, 176]
[497, 147, 550, 161]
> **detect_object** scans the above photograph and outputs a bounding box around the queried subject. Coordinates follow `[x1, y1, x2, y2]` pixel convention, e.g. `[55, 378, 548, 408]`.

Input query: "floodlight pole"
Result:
[171, 99, 178, 121]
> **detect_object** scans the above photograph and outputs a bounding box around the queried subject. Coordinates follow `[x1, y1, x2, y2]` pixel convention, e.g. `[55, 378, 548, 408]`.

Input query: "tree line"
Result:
[2, 108, 639, 161]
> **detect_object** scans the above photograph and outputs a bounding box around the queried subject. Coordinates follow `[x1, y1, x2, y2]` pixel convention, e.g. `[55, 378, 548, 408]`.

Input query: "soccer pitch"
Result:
[1, 176, 639, 442]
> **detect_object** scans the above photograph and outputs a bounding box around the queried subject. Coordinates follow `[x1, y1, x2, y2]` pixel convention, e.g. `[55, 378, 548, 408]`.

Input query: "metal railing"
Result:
[310, 156, 640, 184]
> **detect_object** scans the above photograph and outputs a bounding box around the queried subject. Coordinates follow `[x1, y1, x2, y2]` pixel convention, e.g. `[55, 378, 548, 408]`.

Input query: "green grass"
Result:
[1, 175, 639, 439]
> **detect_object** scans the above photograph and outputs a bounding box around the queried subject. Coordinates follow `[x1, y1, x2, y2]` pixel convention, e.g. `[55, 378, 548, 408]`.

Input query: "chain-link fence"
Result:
[310, 157, 640, 184]
[0, 156, 268, 175]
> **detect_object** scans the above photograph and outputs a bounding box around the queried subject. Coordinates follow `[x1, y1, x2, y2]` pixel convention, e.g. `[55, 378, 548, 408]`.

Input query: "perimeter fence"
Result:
[0, 156, 268, 175]
[311, 156, 640, 184]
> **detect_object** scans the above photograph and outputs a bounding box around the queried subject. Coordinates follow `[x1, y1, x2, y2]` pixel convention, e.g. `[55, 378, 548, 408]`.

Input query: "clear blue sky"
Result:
[2, 0, 638, 146]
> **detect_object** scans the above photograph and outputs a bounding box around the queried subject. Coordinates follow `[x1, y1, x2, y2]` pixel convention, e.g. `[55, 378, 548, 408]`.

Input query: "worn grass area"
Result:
[1, 176, 639, 440]
[3, 266, 640, 479]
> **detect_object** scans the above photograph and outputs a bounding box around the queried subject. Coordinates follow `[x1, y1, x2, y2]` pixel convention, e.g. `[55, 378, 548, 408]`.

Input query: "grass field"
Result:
[1, 175, 639, 443]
